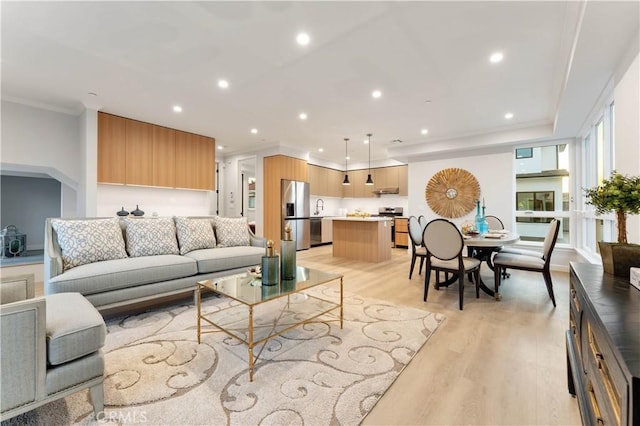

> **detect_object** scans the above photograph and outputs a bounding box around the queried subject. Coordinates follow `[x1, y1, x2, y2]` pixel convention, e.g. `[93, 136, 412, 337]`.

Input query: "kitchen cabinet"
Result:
[97, 113, 126, 184]
[395, 217, 409, 248]
[309, 164, 329, 196]
[373, 166, 399, 190]
[327, 169, 344, 197]
[98, 112, 214, 190]
[567, 263, 639, 426]
[175, 131, 215, 190]
[398, 165, 408, 196]
[152, 125, 176, 188]
[125, 119, 154, 186]
[332, 218, 392, 262]
[321, 217, 333, 243]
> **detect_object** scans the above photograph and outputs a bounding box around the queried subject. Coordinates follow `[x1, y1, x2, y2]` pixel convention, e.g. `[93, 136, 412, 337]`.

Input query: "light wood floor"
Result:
[26, 245, 581, 425]
[297, 245, 582, 425]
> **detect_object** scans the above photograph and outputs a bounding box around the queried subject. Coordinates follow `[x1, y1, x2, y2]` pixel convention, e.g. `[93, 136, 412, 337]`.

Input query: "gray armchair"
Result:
[0, 275, 106, 421]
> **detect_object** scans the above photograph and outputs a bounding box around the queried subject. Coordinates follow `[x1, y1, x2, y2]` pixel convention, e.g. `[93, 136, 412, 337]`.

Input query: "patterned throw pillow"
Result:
[174, 217, 217, 255]
[51, 218, 128, 271]
[124, 217, 180, 257]
[214, 217, 250, 247]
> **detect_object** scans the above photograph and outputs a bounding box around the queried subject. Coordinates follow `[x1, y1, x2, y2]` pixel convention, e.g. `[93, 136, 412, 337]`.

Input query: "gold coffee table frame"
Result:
[196, 266, 343, 381]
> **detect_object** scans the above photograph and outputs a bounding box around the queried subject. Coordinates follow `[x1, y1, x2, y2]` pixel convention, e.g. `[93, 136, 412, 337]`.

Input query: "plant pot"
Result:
[598, 242, 640, 278]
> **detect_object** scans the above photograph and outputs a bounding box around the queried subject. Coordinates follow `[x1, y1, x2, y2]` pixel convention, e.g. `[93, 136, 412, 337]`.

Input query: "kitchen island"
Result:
[332, 217, 393, 262]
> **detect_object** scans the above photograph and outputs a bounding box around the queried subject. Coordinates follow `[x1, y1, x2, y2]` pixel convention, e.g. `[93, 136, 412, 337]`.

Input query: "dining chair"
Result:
[408, 216, 427, 279]
[484, 215, 504, 230]
[423, 219, 481, 310]
[492, 218, 560, 306]
[418, 215, 427, 228]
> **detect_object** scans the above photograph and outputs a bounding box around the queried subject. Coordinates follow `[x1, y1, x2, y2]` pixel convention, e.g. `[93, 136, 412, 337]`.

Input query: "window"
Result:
[515, 148, 533, 159]
[515, 144, 570, 243]
[516, 191, 555, 212]
[580, 100, 616, 255]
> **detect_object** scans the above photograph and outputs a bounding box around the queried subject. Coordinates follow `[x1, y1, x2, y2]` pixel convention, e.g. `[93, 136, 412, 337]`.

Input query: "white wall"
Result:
[96, 184, 214, 217]
[1, 100, 81, 188]
[408, 150, 514, 229]
[614, 53, 640, 243]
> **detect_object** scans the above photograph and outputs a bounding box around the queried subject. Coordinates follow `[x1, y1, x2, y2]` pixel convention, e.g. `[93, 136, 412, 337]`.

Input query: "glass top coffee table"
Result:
[196, 266, 343, 381]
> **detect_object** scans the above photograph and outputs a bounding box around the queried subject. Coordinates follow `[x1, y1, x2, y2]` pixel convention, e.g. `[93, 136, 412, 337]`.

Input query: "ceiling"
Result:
[2, 1, 638, 168]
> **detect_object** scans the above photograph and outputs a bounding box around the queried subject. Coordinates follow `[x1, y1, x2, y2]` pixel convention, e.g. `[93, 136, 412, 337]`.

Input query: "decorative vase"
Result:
[598, 242, 640, 278]
[261, 240, 279, 286]
[280, 225, 296, 279]
[474, 201, 484, 234]
[480, 206, 489, 234]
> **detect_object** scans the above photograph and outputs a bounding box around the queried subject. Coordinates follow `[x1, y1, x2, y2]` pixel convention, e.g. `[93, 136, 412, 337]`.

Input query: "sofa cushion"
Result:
[124, 217, 179, 257]
[51, 218, 128, 271]
[45, 292, 106, 366]
[184, 246, 265, 273]
[174, 217, 217, 254]
[47, 255, 198, 296]
[214, 217, 250, 247]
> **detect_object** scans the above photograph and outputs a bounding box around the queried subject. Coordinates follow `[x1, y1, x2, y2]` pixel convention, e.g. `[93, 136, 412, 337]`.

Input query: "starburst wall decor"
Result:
[425, 168, 481, 218]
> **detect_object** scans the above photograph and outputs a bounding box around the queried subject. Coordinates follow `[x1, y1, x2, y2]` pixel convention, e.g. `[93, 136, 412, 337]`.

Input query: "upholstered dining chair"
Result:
[422, 219, 481, 310]
[484, 215, 504, 231]
[418, 215, 428, 228]
[408, 216, 428, 279]
[492, 218, 560, 306]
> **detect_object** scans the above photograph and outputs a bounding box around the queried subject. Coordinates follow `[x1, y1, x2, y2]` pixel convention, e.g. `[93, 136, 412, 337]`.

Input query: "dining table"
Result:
[464, 231, 520, 298]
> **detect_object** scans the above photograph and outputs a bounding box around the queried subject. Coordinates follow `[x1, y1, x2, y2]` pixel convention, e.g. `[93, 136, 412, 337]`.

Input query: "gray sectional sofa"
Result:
[44, 216, 266, 312]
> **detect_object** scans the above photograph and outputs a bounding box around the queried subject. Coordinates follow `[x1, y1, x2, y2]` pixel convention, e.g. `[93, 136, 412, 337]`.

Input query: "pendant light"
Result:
[342, 138, 351, 185]
[365, 133, 374, 185]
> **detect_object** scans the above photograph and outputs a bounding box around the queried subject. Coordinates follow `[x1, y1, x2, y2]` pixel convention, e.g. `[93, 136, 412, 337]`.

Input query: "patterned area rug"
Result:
[5, 287, 444, 425]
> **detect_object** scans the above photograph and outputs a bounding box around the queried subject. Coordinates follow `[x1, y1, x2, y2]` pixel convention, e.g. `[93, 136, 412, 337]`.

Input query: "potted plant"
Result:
[584, 171, 640, 277]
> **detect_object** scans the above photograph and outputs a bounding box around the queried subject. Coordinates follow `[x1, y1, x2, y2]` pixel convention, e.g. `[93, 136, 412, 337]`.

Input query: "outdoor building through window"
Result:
[514, 144, 570, 243]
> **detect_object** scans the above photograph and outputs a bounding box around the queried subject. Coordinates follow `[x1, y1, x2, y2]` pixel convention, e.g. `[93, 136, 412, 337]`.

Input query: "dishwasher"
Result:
[310, 217, 322, 247]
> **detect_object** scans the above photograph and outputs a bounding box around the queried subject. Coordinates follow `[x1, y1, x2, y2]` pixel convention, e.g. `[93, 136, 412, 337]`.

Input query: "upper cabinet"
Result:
[98, 113, 126, 184]
[125, 119, 154, 186]
[308, 164, 408, 198]
[175, 131, 215, 190]
[98, 112, 215, 191]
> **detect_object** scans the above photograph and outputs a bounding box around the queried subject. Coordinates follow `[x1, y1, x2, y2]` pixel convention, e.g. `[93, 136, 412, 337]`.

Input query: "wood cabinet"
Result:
[152, 125, 176, 188]
[398, 165, 408, 196]
[98, 112, 215, 190]
[263, 155, 308, 250]
[567, 263, 639, 426]
[97, 113, 126, 184]
[308, 164, 407, 198]
[125, 119, 154, 186]
[332, 218, 392, 262]
[175, 131, 215, 190]
[395, 217, 409, 248]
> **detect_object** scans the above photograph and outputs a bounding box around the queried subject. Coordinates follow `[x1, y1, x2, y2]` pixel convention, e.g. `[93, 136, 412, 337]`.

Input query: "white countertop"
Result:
[332, 216, 393, 221]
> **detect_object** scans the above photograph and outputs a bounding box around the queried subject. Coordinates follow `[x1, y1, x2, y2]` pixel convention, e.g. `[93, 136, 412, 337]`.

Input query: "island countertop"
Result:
[331, 217, 393, 222]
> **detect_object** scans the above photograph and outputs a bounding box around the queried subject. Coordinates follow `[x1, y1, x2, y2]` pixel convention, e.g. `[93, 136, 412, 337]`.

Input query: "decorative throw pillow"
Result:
[51, 218, 128, 271]
[124, 217, 179, 257]
[174, 217, 216, 255]
[214, 217, 250, 247]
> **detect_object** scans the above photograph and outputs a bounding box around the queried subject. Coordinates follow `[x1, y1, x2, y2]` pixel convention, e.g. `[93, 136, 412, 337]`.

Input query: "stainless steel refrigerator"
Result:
[281, 180, 310, 250]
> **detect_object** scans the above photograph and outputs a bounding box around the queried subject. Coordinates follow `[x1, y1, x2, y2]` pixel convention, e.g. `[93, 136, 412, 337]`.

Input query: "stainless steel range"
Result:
[374, 207, 404, 246]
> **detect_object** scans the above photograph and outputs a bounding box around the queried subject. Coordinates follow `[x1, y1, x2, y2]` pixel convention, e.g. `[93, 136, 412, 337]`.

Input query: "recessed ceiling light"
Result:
[318, 148, 324, 152]
[346, 156, 350, 160]
[250, 128, 258, 134]
[173, 105, 182, 113]
[217, 145, 224, 150]
[371, 90, 382, 99]
[299, 112, 308, 120]
[363, 139, 369, 144]
[218, 79, 229, 89]
[505, 112, 514, 119]
[421, 128, 429, 135]
[296, 32, 310, 46]
[490, 52, 504, 63]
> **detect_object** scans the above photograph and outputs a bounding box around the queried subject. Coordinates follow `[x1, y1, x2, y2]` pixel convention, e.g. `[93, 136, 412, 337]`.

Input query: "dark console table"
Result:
[567, 262, 640, 425]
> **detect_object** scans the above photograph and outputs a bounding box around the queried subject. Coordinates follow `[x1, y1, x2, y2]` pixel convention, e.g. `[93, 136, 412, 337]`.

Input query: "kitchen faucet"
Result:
[314, 199, 324, 215]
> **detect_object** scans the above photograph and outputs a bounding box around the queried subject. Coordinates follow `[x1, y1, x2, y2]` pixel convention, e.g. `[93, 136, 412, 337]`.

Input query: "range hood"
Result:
[372, 187, 400, 195]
